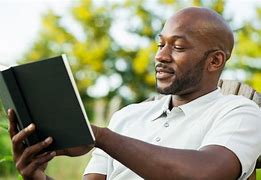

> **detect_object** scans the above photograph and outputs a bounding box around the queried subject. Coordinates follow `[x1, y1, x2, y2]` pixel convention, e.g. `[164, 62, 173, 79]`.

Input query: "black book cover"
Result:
[0, 54, 95, 151]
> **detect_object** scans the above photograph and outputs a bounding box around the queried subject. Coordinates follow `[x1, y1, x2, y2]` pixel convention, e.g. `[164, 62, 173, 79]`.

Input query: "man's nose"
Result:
[155, 45, 173, 63]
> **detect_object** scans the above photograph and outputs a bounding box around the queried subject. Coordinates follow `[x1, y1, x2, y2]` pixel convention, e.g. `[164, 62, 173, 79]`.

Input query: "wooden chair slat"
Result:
[218, 79, 223, 88]
[238, 83, 255, 99]
[253, 92, 261, 107]
[256, 156, 261, 168]
[220, 80, 240, 95]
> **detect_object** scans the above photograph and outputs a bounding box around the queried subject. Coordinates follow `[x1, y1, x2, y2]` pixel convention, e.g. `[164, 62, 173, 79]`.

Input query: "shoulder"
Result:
[201, 94, 261, 178]
[219, 94, 258, 106]
[206, 94, 261, 133]
[213, 94, 260, 115]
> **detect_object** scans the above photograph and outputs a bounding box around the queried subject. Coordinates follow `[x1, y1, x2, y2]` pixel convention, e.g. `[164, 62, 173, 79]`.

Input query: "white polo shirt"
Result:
[84, 88, 261, 180]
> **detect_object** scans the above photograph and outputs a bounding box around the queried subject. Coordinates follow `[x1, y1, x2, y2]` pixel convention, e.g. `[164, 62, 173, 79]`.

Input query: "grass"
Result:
[0, 153, 92, 180]
[257, 169, 261, 180]
[46, 152, 92, 179]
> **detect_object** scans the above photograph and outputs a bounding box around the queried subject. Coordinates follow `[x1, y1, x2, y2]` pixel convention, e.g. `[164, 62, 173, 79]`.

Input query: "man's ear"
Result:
[207, 50, 226, 72]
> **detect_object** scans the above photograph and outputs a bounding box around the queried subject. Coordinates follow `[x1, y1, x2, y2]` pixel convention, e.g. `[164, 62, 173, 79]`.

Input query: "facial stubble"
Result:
[156, 55, 207, 95]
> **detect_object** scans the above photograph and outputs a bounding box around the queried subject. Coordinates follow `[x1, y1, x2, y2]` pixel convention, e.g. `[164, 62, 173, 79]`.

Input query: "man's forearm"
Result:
[95, 128, 240, 179]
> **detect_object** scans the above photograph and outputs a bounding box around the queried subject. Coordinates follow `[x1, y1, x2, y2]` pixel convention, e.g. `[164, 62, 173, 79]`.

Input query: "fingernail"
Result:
[41, 152, 48, 156]
[7, 109, 11, 116]
[50, 151, 56, 156]
[45, 137, 52, 143]
[26, 124, 34, 131]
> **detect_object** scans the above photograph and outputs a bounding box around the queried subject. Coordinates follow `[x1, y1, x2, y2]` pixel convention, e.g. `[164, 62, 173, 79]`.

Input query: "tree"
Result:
[17, 0, 261, 122]
[19, 0, 261, 121]
[229, 7, 261, 91]
[19, 0, 162, 122]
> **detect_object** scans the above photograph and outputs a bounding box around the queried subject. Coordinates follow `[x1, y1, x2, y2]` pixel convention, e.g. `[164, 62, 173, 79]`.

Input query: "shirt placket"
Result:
[153, 107, 183, 145]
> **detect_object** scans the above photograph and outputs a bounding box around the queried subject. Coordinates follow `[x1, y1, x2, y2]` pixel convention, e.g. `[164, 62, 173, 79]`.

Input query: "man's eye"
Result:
[157, 44, 165, 49]
[173, 46, 185, 51]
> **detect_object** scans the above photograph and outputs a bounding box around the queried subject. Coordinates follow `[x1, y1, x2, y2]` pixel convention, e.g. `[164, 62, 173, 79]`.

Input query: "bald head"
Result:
[155, 7, 234, 96]
[164, 7, 234, 60]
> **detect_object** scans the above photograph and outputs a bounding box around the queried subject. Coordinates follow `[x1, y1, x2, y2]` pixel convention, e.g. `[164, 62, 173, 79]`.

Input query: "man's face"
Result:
[155, 14, 210, 95]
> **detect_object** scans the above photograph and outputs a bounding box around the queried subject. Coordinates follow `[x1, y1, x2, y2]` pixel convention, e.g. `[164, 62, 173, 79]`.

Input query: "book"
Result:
[0, 54, 95, 151]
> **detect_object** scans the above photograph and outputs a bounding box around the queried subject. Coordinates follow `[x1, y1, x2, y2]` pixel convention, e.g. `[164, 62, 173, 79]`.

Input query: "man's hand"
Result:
[8, 109, 98, 179]
[8, 109, 56, 180]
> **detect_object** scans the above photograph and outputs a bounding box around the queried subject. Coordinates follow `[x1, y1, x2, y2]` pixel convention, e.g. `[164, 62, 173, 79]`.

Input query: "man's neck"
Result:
[170, 86, 217, 109]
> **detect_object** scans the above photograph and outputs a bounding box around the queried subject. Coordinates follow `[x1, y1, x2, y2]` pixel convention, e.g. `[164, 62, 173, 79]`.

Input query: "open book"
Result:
[0, 54, 95, 151]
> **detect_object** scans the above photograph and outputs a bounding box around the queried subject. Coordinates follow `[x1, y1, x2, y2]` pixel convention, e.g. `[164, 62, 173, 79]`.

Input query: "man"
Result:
[8, 7, 261, 180]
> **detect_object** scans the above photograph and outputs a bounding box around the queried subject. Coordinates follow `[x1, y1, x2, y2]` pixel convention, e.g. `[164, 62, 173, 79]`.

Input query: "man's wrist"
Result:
[94, 127, 109, 148]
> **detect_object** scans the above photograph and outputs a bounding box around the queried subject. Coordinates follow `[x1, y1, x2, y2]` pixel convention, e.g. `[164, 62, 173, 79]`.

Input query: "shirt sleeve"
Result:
[199, 103, 261, 179]
[83, 110, 122, 176]
[83, 148, 109, 175]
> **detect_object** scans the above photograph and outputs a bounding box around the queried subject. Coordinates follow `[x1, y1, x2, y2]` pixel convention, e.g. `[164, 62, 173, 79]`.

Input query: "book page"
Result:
[62, 54, 96, 141]
[0, 64, 9, 71]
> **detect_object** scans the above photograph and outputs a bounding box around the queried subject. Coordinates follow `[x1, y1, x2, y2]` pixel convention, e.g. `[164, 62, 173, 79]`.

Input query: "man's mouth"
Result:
[156, 71, 174, 79]
[155, 65, 175, 80]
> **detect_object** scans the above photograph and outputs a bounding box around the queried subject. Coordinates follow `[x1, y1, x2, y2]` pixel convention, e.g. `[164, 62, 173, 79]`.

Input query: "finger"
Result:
[39, 163, 48, 171]
[8, 109, 18, 138]
[19, 151, 56, 178]
[12, 124, 35, 154]
[35, 152, 48, 158]
[18, 137, 53, 165]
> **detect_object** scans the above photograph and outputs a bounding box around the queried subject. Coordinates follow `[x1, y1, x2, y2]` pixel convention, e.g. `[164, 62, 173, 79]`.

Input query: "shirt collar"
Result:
[145, 95, 171, 121]
[179, 87, 222, 115]
[149, 87, 222, 121]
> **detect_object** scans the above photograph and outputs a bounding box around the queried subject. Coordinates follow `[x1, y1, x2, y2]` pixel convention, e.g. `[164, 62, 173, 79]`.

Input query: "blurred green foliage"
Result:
[1, 0, 261, 179]
[0, 112, 19, 178]
[18, 0, 261, 110]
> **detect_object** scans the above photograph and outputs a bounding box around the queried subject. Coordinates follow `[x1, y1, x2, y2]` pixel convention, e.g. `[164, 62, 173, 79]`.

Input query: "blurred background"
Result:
[0, 0, 261, 179]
